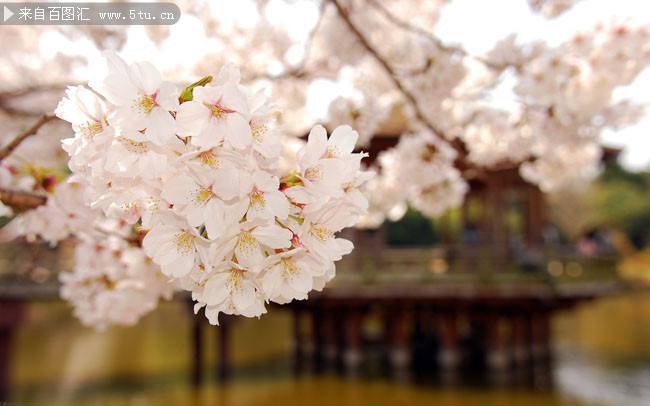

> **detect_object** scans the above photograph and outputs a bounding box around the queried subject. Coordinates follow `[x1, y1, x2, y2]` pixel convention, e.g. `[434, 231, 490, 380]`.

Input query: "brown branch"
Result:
[0, 114, 56, 162]
[366, 0, 513, 72]
[248, 1, 326, 82]
[0, 188, 47, 210]
[0, 83, 70, 101]
[328, 0, 448, 138]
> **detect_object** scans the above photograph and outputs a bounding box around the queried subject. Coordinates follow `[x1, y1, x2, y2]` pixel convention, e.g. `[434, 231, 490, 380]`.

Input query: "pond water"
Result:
[8, 291, 650, 405]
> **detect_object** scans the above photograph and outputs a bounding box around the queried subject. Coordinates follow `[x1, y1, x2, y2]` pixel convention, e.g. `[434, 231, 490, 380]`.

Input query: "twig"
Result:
[366, 0, 511, 72]
[328, 0, 448, 138]
[0, 114, 56, 162]
[0, 188, 47, 210]
[250, 0, 326, 81]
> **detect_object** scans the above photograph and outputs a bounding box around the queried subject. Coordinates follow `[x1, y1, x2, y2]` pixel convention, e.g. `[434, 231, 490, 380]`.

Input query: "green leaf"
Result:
[179, 75, 213, 103]
[280, 171, 303, 188]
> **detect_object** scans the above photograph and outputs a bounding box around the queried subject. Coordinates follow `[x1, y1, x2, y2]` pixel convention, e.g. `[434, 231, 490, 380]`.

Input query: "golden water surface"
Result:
[8, 291, 650, 405]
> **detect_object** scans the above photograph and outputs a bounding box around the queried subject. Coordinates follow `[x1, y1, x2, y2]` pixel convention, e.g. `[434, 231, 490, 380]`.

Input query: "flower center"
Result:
[310, 224, 333, 241]
[119, 137, 149, 154]
[252, 124, 267, 141]
[174, 231, 194, 254]
[230, 268, 245, 289]
[146, 196, 160, 212]
[194, 187, 213, 204]
[80, 121, 103, 138]
[197, 150, 219, 169]
[137, 94, 156, 114]
[281, 257, 298, 277]
[250, 188, 265, 208]
[237, 230, 257, 252]
[325, 147, 339, 158]
[304, 165, 321, 181]
[206, 103, 233, 119]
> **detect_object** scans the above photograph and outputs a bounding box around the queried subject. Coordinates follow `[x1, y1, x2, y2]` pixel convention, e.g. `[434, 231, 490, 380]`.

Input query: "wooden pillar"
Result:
[384, 305, 410, 370]
[310, 306, 323, 368]
[512, 314, 532, 366]
[322, 309, 339, 365]
[487, 173, 508, 266]
[292, 307, 304, 371]
[0, 301, 24, 401]
[524, 185, 545, 248]
[531, 311, 551, 360]
[343, 308, 363, 370]
[486, 313, 510, 370]
[188, 301, 203, 387]
[437, 312, 460, 369]
[216, 317, 231, 380]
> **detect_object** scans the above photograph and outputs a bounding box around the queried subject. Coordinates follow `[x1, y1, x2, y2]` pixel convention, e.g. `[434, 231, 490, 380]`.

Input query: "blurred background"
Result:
[2, 0, 650, 405]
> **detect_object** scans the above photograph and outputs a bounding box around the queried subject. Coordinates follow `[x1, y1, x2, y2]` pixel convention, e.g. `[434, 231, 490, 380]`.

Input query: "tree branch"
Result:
[366, 0, 513, 72]
[0, 114, 56, 162]
[0, 188, 47, 210]
[328, 0, 448, 138]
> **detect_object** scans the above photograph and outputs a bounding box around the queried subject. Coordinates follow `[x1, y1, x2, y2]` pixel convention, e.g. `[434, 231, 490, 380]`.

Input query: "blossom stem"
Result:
[328, 0, 449, 138]
[0, 188, 47, 210]
[0, 113, 56, 162]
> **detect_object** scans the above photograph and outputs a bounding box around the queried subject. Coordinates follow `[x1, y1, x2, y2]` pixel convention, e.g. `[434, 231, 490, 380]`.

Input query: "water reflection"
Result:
[8, 292, 650, 406]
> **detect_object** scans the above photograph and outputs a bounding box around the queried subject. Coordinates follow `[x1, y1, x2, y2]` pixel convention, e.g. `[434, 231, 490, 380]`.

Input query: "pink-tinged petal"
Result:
[192, 85, 222, 104]
[328, 125, 358, 156]
[253, 224, 292, 249]
[252, 171, 278, 192]
[265, 191, 290, 220]
[161, 253, 195, 278]
[161, 175, 197, 206]
[156, 82, 180, 111]
[235, 238, 264, 269]
[95, 73, 139, 106]
[225, 114, 252, 150]
[299, 125, 327, 166]
[261, 265, 283, 296]
[328, 238, 354, 260]
[203, 200, 226, 240]
[232, 281, 256, 312]
[129, 61, 162, 94]
[212, 167, 246, 201]
[145, 108, 175, 145]
[211, 237, 237, 263]
[288, 269, 312, 293]
[347, 189, 369, 211]
[176, 101, 210, 137]
[192, 121, 224, 149]
[203, 273, 230, 306]
[220, 83, 249, 114]
[283, 186, 317, 205]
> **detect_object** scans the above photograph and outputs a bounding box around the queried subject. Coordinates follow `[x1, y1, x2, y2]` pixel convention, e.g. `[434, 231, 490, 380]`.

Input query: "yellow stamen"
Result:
[325, 147, 338, 158]
[252, 124, 268, 141]
[174, 231, 194, 254]
[80, 121, 103, 138]
[304, 166, 321, 181]
[206, 103, 230, 119]
[281, 257, 298, 278]
[195, 187, 213, 203]
[230, 268, 245, 289]
[137, 94, 156, 114]
[310, 224, 333, 241]
[197, 150, 220, 169]
[119, 138, 149, 154]
[237, 230, 257, 252]
[250, 188, 266, 208]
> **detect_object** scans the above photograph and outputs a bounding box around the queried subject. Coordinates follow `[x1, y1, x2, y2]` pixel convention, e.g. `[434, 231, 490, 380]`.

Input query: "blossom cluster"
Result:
[60, 236, 175, 330]
[50, 52, 370, 326]
[362, 132, 467, 226]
